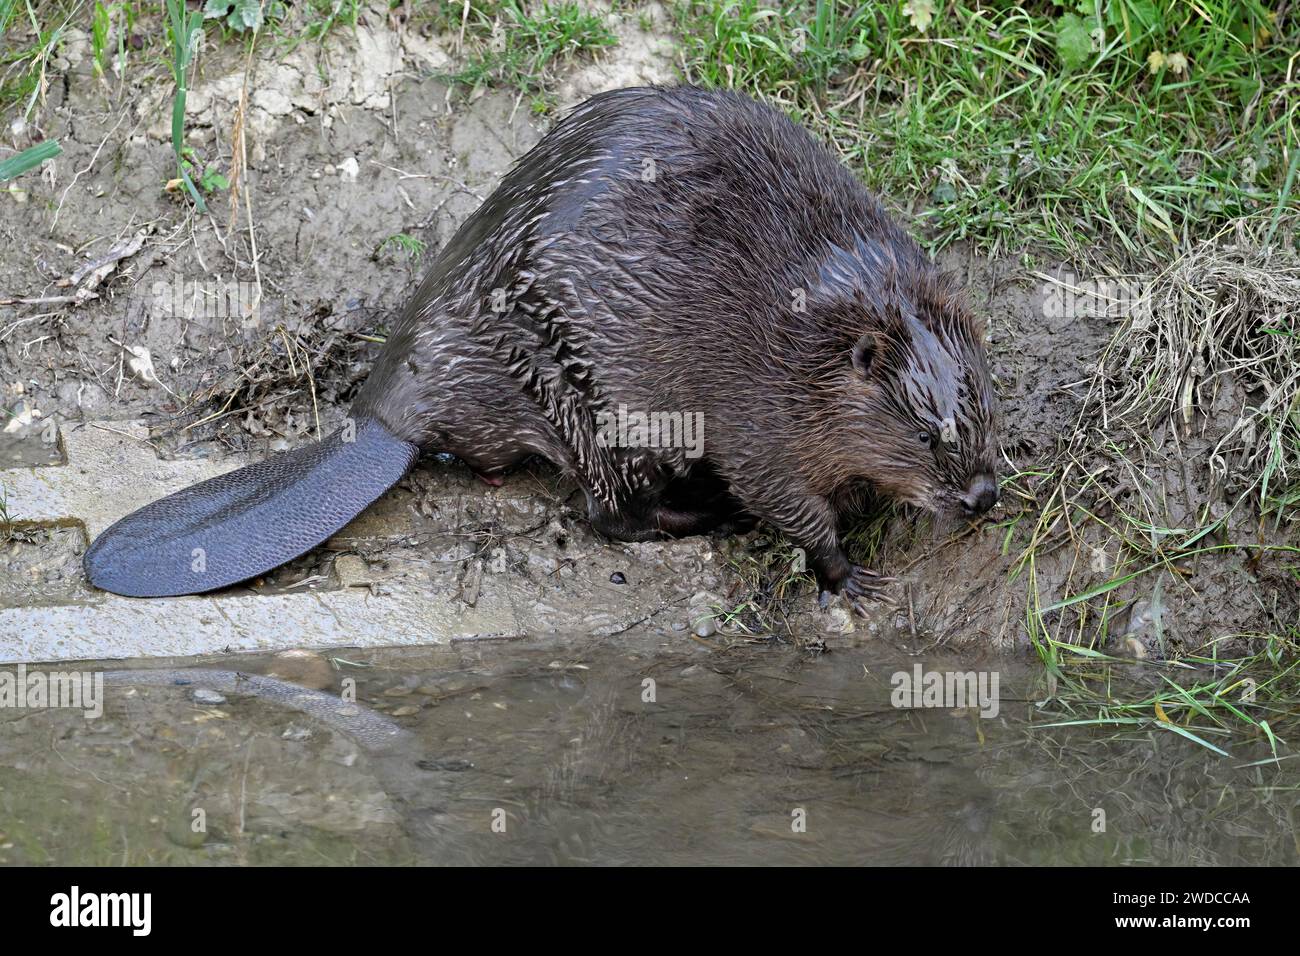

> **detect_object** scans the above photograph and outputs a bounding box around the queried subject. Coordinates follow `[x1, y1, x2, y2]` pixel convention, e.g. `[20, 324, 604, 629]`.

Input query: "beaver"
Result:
[84, 85, 1000, 612]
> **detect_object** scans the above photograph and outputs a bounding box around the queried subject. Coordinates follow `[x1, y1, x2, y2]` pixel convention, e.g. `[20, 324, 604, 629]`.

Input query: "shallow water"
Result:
[0, 636, 1295, 865]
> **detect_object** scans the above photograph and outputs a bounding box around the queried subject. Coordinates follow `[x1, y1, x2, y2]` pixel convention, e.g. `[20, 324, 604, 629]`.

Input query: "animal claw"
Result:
[840, 565, 895, 616]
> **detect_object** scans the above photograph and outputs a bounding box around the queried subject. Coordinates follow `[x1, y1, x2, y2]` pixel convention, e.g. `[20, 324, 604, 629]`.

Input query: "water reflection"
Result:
[0, 637, 1295, 865]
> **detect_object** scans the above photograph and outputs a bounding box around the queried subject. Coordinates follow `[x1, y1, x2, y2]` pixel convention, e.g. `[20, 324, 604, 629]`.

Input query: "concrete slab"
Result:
[3, 420, 233, 538]
[0, 421, 721, 664]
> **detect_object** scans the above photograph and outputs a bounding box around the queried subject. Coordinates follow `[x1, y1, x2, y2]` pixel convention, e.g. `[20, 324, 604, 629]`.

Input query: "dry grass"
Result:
[998, 221, 1300, 754]
[154, 320, 370, 449]
[1087, 223, 1300, 519]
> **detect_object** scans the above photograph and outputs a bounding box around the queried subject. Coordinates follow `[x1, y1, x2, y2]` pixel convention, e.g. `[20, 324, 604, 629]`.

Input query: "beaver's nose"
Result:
[961, 475, 999, 515]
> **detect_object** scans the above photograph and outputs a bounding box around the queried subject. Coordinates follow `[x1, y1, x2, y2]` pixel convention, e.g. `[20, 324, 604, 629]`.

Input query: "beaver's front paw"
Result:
[819, 565, 894, 616]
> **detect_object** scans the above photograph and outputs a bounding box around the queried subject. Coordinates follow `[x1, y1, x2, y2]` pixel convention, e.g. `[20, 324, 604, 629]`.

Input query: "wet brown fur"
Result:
[353, 86, 1000, 602]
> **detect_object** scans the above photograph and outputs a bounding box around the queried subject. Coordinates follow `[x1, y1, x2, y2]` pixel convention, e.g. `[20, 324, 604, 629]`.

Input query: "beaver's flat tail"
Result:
[83, 416, 418, 597]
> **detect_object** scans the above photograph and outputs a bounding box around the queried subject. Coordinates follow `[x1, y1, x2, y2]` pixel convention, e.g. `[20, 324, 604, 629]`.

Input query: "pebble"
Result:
[191, 688, 226, 705]
[688, 590, 723, 637]
[692, 614, 717, 638]
[1121, 635, 1148, 659]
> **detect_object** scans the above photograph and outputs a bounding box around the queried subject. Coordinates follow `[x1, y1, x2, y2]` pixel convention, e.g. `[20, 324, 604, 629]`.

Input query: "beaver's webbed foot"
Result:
[819, 565, 895, 616]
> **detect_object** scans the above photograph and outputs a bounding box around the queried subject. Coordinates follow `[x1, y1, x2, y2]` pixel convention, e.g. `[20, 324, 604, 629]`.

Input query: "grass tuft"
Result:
[439, 0, 619, 102]
[675, 0, 1299, 263]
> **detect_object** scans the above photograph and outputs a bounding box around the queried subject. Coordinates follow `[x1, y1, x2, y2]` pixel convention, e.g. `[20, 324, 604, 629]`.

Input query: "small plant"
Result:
[302, 0, 359, 42]
[0, 485, 13, 545]
[378, 233, 427, 260]
[88, 1, 139, 83]
[0, 0, 21, 34]
[90, 1, 111, 78]
[165, 0, 206, 211]
[0, 2, 71, 119]
[173, 145, 229, 194]
[197, 158, 230, 193]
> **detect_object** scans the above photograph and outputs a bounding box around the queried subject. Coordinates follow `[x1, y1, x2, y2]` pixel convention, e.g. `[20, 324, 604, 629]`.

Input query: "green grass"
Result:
[438, 0, 619, 103]
[0, 0, 22, 33]
[0, 0, 80, 121]
[0, 137, 60, 181]
[297, 0, 360, 44]
[1030, 633, 1300, 759]
[1029, 647, 1294, 759]
[164, 0, 205, 211]
[999, 427, 1300, 756]
[675, 0, 1298, 263]
[1004, 413, 1300, 756]
[90, 1, 109, 74]
[378, 232, 428, 260]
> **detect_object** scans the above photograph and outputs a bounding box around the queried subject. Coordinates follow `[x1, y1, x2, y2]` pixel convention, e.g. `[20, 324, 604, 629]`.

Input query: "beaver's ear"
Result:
[850, 332, 875, 378]
[851, 304, 911, 379]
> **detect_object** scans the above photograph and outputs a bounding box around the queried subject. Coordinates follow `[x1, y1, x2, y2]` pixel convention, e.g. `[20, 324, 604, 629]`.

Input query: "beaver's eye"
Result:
[917, 430, 932, 448]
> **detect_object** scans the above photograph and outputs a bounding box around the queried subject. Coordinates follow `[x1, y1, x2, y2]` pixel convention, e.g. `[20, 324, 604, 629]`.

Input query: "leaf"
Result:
[1156, 721, 1230, 757]
[1055, 13, 1093, 72]
[200, 168, 229, 192]
[204, 0, 262, 31]
[1111, 0, 1159, 37]
[0, 140, 61, 183]
[126, 344, 160, 385]
[177, 163, 207, 213]
[233, 0, 262, 31]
